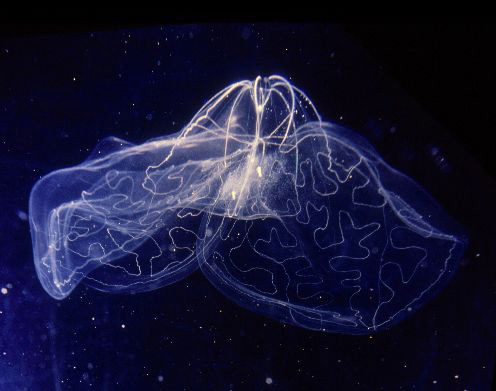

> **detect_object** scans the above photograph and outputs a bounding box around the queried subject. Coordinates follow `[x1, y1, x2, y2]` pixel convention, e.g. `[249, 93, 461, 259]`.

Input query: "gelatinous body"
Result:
[29, 75, 467, 334]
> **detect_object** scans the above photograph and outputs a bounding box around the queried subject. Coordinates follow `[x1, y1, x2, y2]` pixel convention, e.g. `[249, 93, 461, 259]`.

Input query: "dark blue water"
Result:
[0, 24, 494, 390]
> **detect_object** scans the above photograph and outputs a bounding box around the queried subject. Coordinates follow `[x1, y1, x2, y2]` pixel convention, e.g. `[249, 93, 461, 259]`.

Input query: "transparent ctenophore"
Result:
[29, 75, 467, 334]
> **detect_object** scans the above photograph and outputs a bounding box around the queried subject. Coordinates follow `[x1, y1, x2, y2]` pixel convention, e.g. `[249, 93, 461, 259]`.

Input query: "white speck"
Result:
[265, 377, 273, 385]
[121, 324, 126, 329]
[454, 375, 459, 379]
[73, 77, 76, 81]
[1, 288, 8, 295]
[17, 210, 28, 221]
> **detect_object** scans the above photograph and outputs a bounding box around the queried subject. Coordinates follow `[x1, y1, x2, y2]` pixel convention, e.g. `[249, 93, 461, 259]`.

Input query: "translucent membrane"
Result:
[30, 75, 467, 334]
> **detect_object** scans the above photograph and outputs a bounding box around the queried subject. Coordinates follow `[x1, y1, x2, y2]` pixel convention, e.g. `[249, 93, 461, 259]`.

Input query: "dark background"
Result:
[0, 23, 494, 390]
